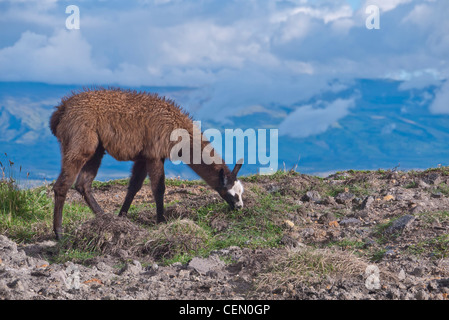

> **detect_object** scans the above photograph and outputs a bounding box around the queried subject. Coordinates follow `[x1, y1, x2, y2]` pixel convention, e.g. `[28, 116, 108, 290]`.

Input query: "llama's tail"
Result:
[49, 105, 64, 136]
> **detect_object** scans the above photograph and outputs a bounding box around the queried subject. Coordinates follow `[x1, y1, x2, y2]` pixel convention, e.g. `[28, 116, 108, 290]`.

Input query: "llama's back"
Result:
[51, 88, 193, 161]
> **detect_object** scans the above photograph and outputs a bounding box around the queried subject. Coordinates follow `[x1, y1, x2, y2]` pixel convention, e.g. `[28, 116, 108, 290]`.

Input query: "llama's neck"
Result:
[186, 136, 230, 190]
[170, 119, 231, 190]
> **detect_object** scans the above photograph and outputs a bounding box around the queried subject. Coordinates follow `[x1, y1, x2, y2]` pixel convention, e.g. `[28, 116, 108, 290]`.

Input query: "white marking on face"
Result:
[229, 180, 244, 208]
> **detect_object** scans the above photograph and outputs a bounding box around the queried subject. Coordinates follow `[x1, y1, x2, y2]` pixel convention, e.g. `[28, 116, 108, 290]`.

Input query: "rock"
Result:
[266, 184, 280, 194]
[300, 228, 315, 239]
[398, 269, 406, 281]
[339, 218, 362, 227]
[95, 261, 113, 273]
[119, 260, 143, 276]
[431, 192, 443, 198]
[51, 270, 67, 286]
[324, 196, 338, 205]
[0, 280, 10, 299]
[188, 256, 224, 275]
[418, 180, 430, 189]
[385, 249, 396, 257]
[284, 220, 295, 228]
[411, 267, 424, 277]
[64, 263, 81, 290]
[335, 192, 355, 204]
[8, 279, 27, 292]
[387, 288, 401, 299]
[281, 235, 301, 247]
[422, 173, 441, 185]
[178, 269, 191, 279]
[319, 212, 336, 224]
[361, 196, 374, 209]
[385, 215, 416, 234]
[302, 191, 321, 202]
[415, 290, 429, 300]
[326, 229, 341, 240]
[354, 209, 369, 218]
[410, 205, 424, 214]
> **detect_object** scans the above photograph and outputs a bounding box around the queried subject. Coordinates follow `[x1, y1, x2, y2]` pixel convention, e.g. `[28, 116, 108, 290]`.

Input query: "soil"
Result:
[1, 169, 449, 300]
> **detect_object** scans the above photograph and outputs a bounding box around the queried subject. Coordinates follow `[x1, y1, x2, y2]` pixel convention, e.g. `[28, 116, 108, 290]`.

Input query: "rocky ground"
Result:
[1, 168, 449, 300]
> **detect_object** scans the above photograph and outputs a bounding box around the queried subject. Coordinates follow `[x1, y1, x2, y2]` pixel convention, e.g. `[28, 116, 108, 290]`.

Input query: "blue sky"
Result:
[0, 0, 448, 181]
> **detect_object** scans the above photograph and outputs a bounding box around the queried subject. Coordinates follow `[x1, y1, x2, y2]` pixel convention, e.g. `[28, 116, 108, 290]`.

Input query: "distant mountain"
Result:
[0, 80, 447, 186]
[212, 79, 447, 175]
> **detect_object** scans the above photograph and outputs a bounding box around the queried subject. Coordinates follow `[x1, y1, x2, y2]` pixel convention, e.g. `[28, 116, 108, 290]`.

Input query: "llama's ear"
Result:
[219, 168, 227, 186]
[231, 158, 244, 177]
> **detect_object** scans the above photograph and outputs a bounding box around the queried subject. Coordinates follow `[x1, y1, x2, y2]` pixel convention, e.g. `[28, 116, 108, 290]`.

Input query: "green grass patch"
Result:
[327, 238, 366, 250]
[0, 182, 94, 243]
[159, 186, 298, 265]
[1, 156, 94, 243]
[433, 183, 449, 196]
[370, 248, 386, 262]
[417, 210, 449, 225]
[91, 178, 131, 188]
[407, 234, 449, 259]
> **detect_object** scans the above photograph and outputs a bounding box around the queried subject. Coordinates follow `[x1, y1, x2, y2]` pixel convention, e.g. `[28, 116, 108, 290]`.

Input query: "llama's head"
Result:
[218, 159, 244, 210]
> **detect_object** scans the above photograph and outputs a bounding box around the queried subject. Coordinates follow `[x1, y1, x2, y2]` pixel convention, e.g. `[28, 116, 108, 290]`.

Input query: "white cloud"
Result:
[0, 0, 448, 122]
[429, 81, 449, 114]
[279, 98, 356, 138]
[0, 29, 113, 84]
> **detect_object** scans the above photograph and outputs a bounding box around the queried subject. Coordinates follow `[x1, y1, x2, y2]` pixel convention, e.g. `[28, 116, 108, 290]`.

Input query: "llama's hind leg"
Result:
[53, 156, 91, 240]
[119, 160, 147, 217]
[75, 145, 105, 215]
[147, 158, 166, 224]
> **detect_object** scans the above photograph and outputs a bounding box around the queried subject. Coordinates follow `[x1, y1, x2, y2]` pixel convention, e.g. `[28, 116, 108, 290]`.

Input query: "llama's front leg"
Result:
[119, 160, 147, 217]
[147, 158, 166, 223]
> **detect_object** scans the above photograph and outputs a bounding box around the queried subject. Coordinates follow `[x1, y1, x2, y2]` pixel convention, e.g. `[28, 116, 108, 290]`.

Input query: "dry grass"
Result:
[256, 246, 369, 289]
[63, 215, 210, 262]
[66, 214, 149, 257]
[143, 219, 210, 260]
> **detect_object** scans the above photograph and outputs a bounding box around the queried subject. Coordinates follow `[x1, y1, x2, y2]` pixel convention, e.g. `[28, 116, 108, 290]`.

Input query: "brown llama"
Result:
[49, 88, 244, 240]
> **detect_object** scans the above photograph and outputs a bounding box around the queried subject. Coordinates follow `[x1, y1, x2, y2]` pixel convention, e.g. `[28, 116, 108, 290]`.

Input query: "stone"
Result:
[385, 215, 415, 234]
[335, 192, 355, 204]
[431, 192, 443, 198]
[339, 218, 362, 227]
[319, 212, 336, 224]
[119, 260, 143, 276]
[284, 220, 295, 228]
[302, 191, 321, 202]
[398, 269, 406, 281]
[361, 196, 374, 209]
[188, 256, 224, 275]
[422, 173, 441, 185]
[411, 267, 424, 277]
[415, 290, 429, 300]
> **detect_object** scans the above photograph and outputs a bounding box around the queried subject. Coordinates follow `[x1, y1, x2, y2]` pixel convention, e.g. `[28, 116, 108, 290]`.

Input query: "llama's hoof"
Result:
[156, 216, 166, 224]
[55, 230, 64, 241]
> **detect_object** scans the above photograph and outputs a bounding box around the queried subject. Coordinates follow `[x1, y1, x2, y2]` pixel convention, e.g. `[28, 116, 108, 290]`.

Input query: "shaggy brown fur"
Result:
[50, 88, 243, 239]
